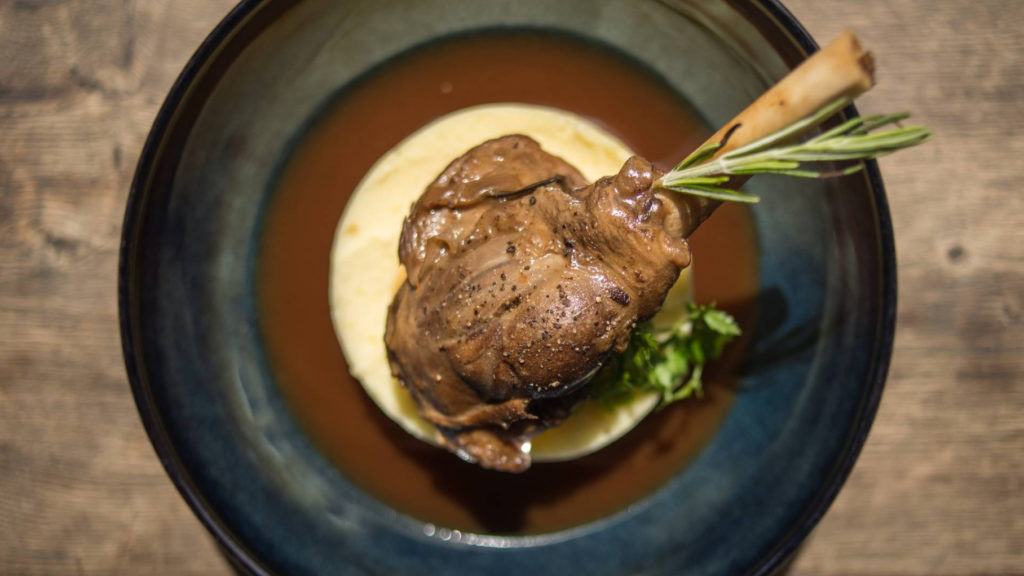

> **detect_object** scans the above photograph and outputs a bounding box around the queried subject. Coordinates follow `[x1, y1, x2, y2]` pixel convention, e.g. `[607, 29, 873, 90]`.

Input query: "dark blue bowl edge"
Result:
[117, 2, 898, 575]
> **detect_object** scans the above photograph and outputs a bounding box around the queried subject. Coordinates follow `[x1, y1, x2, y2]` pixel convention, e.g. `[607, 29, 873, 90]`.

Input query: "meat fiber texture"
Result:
[386, 135, 691, 471]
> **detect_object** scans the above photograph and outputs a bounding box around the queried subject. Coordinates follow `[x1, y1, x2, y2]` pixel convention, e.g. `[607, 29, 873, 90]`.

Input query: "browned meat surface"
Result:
[385, 135, 692, 471]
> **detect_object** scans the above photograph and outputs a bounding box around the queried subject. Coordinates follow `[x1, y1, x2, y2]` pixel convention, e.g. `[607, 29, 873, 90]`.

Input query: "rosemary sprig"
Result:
[656, 97, 933, 203]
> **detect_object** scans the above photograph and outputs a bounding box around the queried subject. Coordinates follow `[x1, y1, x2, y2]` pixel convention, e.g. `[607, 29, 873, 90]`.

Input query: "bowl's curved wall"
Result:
[120, 1, 893, 575]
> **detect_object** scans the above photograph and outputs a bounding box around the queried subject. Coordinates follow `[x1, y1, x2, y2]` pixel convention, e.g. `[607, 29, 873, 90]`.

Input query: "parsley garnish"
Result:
[588, 303, 741, 408]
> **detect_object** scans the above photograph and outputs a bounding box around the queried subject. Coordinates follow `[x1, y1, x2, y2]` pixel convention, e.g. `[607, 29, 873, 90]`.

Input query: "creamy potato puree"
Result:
[329, 103, 692, 461]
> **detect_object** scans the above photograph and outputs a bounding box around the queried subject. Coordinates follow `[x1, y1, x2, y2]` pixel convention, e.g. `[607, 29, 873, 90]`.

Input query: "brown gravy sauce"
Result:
[258, 30, 758, 535]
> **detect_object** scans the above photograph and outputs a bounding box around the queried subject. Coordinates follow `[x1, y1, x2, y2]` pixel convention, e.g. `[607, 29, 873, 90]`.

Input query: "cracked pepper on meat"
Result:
[385, 135, 694, 472]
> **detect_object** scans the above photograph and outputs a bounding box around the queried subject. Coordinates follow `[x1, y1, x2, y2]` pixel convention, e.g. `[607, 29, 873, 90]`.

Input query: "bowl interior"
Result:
[121, 1, 892, 575]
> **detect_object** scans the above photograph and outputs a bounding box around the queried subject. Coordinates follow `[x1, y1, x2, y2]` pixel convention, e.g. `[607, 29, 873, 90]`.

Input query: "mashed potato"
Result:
[329, 103, 692, 461]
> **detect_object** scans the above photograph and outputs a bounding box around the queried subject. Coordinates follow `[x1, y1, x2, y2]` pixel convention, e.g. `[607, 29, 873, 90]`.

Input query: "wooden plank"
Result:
[1, 2, 237, 575]
[784, 1, 1024, 575]
[1, 1, 1021, 575]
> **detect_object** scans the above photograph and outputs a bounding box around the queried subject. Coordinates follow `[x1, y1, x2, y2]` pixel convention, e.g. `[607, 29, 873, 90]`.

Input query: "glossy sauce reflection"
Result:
[258, 31, 758, 535]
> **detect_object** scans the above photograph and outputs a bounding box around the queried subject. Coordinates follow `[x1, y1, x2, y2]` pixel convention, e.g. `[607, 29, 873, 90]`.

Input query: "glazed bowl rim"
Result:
[118, 1, 896, 574]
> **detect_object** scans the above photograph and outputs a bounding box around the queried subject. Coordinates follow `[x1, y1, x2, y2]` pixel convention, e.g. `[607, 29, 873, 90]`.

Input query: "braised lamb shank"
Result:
[385, 135, 692, 471]
[385, 31, 879, 472]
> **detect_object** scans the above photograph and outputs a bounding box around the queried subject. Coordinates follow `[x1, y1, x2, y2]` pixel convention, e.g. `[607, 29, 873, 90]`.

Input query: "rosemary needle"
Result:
[655, 97, 933, 203]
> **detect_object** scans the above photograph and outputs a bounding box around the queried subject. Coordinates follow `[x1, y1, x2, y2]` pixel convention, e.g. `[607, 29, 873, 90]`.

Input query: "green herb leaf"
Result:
[673, 141, 723, 171]
[588, 303, 741, 409]
[654, 97, 933, 203]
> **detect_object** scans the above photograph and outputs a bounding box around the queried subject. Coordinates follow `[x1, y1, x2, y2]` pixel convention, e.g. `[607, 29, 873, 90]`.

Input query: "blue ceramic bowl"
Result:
[120, 1, 894, 574]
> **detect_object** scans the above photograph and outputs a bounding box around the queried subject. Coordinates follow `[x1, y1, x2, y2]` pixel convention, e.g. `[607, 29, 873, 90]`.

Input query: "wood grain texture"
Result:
[1, 3, 240, 575]
[1, 1, 1021, 575]
[784, 2, 1024, 574]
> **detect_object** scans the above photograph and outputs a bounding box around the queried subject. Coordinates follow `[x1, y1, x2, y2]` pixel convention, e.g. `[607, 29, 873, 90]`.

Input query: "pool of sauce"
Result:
[258, 30, 758, 535]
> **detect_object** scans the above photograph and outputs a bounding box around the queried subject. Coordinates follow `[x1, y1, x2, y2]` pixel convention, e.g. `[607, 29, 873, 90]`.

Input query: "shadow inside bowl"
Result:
[121, 1, 893, 575]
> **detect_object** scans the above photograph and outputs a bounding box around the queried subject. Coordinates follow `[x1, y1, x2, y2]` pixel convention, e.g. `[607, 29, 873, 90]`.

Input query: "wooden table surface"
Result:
[2, 1, 1022, 574]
